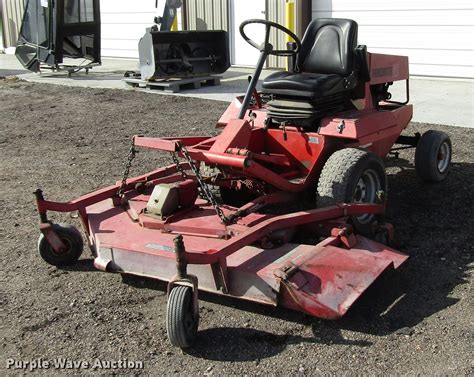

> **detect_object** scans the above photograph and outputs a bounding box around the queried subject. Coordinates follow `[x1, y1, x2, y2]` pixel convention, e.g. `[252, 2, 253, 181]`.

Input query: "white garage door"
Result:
[312, 0, 474, 78]
[101, 0, 165, 59]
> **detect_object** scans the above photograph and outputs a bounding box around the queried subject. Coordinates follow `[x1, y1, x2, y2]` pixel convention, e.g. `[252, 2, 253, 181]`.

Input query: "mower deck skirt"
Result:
[87, 199, 407, 319]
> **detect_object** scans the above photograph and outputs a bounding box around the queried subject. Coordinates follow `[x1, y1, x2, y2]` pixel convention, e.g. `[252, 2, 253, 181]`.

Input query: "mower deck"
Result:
[86, 195, 407, 319]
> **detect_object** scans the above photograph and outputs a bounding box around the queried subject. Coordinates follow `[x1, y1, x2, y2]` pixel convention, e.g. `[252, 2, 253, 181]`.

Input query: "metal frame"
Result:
[35, 165, 389, 297]
[34, 44, 413, 321]
[15, 0, 100, 73]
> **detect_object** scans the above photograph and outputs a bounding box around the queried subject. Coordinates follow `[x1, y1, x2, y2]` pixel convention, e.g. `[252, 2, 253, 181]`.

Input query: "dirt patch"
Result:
[0, 80, 472, 375]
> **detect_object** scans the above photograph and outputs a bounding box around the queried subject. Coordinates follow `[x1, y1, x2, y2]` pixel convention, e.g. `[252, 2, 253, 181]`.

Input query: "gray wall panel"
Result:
[266, 0, 286, 68]
[185, 0, 228, 31]
[2, 0, 25, 48]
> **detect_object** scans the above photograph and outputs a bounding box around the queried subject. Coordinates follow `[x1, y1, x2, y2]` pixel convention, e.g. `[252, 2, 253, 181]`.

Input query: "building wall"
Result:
[100, 0, 287, 67]
[101, 0, 184, 59]
[185, 0, 228, 31]
[1, 0, 25, 48]
[266, 0, 287, 69]
[312, 0, 474, 78]
[100, 0, 162, 59]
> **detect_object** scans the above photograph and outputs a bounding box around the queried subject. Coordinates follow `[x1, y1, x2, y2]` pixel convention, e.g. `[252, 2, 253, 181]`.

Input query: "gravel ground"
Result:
[0, 79, 472, 375]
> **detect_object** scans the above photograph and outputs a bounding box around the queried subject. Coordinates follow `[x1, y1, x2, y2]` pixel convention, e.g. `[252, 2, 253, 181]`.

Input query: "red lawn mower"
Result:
[35, 19, 452, 348]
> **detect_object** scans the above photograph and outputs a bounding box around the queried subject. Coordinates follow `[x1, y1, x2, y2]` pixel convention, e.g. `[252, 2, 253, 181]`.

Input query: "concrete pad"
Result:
[0, 53, 30, 77]
[1, 53, 472, 128]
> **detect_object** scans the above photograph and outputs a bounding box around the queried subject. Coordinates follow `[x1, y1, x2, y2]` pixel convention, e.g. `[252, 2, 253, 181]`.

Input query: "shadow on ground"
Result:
[185, 325, 372, 361]
[0, 68, 29, 77]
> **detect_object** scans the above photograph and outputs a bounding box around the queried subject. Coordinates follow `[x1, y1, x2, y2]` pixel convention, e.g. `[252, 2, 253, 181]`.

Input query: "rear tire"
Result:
[317, 148, 387, 235]
[415, 130, 452, 182]
[37, 223, 83, 266]
[166, 285, 198, 348]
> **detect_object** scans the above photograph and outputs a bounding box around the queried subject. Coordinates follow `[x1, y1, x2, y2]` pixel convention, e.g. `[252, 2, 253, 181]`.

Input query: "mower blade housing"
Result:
[86, 198, 407, 319]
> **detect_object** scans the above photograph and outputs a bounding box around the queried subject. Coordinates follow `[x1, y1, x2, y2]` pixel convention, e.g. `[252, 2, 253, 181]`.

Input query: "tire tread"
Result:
[415, 130, 451, 182]
[166, 285, 197, 348]
[37, 223, 83, 266]
[317, 148, 378, 206]
[316, 148, 386, 235]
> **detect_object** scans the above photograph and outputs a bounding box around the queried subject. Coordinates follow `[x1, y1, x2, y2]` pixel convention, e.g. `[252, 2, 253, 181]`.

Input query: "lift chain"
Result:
[171, 150, 188, 179]
[172, 142, 231, 225]
[117, 138, 137, 198]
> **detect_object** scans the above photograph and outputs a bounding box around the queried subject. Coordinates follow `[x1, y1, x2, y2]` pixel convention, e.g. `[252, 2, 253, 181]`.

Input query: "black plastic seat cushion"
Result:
[262, 18, 358, 100]
[262, 71, 349, 99]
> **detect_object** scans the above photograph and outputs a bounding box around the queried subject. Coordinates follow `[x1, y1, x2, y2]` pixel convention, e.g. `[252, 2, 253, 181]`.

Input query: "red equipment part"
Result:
[85, 196, 406, 320]
[34, 18, 452, 349]
[34, 59, 409, 343]
[34, 171, 406, 317]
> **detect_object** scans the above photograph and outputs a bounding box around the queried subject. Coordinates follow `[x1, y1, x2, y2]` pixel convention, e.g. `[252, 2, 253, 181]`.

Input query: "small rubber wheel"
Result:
[415, 130, 452, 182]
[166, 285, 198, 348]
[37, 223, 83, 266]
[317, 148, 387, 235]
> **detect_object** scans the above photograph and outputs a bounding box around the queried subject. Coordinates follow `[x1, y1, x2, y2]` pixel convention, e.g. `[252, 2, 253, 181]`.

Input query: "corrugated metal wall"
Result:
[266, 0, 286, 68]
[185, 0, 228, 31]
[1, 0, 25, 48]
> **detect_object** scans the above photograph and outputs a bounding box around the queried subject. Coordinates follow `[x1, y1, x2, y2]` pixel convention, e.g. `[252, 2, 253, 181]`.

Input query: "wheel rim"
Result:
[353, 169, 382, 224]
[49, 237, 73, 256]
[437, 141, 451, 173]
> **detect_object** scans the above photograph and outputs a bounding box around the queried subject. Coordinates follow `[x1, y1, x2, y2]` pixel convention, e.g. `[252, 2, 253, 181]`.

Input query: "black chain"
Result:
[172, 142, 230, 225]
[171, 150, 188, 179]
[117, 138, 137, 197]
[116, 138, 230, 224]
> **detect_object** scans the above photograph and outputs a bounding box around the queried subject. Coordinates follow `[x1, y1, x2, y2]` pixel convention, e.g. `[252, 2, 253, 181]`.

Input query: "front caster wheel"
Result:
[415, 130, 452, 182]
[37, 223, 84, 266]
[166, 285, 198, 348]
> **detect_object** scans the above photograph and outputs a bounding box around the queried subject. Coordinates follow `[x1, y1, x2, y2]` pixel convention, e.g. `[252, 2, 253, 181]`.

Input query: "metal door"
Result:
[230, 0, 266, 66]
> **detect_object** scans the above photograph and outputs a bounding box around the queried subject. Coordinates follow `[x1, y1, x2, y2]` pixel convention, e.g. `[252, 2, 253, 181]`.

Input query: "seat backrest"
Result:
[297, 18, 358, 76]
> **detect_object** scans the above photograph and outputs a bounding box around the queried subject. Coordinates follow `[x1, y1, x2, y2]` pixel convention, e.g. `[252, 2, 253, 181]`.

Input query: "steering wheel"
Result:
[239, 19, 301, 56]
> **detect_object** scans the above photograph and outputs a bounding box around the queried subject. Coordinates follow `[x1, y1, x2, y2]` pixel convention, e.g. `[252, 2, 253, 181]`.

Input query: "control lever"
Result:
[248, 76, 262, 108]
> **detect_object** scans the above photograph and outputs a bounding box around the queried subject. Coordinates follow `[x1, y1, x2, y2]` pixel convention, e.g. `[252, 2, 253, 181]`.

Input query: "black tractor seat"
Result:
[263, 72, 351, 99]
[262, 18, 361, 125]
